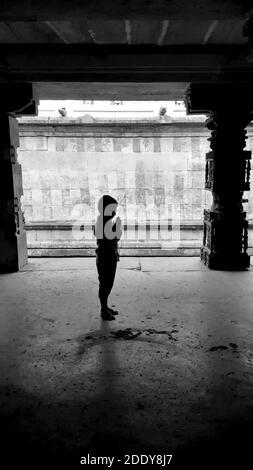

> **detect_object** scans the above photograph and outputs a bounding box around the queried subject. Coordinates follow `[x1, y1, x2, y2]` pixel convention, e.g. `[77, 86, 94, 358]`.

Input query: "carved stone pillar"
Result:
[0, 114, 27, 271]
[0, 84, 37, 272]
[186, 83, 253, 270]
[243, 15, 253, 63]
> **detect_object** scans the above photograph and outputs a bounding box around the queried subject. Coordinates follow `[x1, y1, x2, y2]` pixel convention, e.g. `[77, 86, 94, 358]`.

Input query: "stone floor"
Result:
[1, 257, 253, 469]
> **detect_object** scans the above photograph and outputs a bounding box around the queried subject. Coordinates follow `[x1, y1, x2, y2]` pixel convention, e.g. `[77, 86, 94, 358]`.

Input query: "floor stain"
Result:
[209, 343, 238, 352]
[111, 328, 141, 340]
[209, 345, 228, 352]
[75, 327, 179, 356]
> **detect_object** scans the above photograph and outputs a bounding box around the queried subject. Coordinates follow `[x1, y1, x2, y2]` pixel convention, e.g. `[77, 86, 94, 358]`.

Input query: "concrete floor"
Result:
[1, 257, 253, 469]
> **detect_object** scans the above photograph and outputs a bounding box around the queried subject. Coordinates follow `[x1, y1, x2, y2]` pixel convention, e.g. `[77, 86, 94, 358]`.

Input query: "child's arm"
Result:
[115, 216, 122, 240]
[94, 215, 103, 240]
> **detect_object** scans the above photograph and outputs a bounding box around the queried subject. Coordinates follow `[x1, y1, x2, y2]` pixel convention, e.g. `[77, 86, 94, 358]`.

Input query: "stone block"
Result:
[140, 137, 154, 152]
[173, 137, 189, 152]
[52, 206, 63, 220]
[24, 205, 33, 221]
[200, 137, 210, 154]
[184, 172, 193, 188]
[47, 136, 56, 151]
[113, 138, 133, 153]
[153, 138, 161, 152]
[174, 173, 185, 191]
[205, 191, 212, 205]
[187, 152, 193, 171]
[20, 136, 48, 151]
[26, 230, 36, 243]
[132, 138, 141, 152]
[174, 187, 184, 203]
[32, 189, 43, 205]
[80, 186, 91, 205]
[62, 206, 71, 219]
[101, 138, 114, 152]
[182, 189, 193, 204]
[32, 206, 44, 221]
[165, 152, 188, 171]
[76, 138, 85, 152]
[164, 171, 174, 188]
[160, 137, 173, 153]
[22, 171, 31, 189]
[165, 188, 175, 202]
[182, 204, 193, 220]
[192, 189, 205, 205]
[166, 204, 173, 220]
[192, 155, 204, 170]
[62, 189, 71, 206]
[107, 171, 118, 191]
[70, 189, 81, 203]
[94, 138, 102, 152]
[23, 188, 32, 204]
[192, 171, 204, 188]
[43, 206, 52, 220]
[30, 171, 41, 188]
[39, 173, 50, 190]
[192, 204, 203, 220]
[154, 188, 165, 206]
[125, 171, 136, 189]
[42, 188, 52, 206]
[51, 189, 63, 206]
[153, 169, 165, 188]
[84, 138, 96, 152]
[116, 170, 125, 189]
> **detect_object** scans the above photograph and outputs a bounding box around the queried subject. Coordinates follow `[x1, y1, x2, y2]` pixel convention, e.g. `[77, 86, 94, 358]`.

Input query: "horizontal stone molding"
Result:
[27, 247, 202, 257]
[25, 221, 204, 230]
[17, 119, 218, 138]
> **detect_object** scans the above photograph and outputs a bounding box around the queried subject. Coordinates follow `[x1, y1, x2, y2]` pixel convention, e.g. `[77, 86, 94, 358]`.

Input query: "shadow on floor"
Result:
[1, 378, 253, 469]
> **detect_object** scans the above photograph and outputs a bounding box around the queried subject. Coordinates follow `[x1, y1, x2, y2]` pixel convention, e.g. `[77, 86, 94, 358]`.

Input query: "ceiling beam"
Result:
[202, 20, 219, 44]
[0, 44, 252, 84]
[34, 82, 189, 101]
[0, 0, 252, 21]
[45, 21, 69, 43]
[125, 20, 132, 45]
[157, 20, 170, 46]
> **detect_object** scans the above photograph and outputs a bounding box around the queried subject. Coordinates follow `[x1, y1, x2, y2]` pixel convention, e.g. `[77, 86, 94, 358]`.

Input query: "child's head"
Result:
[98, 195, 118, 218]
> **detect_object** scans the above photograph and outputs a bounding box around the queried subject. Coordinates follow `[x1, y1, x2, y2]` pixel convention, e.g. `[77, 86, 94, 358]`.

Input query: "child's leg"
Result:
[96, 258, 115, 319]
[96, 260, 108, 308]
[105, 259, 117, 299]
[96, 257, 117, 318]
[105, 260, 119, 314]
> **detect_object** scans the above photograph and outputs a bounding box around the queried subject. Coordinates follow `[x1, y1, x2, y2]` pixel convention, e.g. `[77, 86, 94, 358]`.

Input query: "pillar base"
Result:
[201, 246, 250, 270]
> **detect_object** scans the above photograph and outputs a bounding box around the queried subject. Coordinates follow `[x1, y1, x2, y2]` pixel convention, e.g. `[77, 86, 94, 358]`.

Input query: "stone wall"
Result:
[17, 119, 253, 256]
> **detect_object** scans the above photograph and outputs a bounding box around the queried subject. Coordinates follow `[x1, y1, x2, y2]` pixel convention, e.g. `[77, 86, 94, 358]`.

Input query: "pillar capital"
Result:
[0, 83, 37, 115]
[185, 83, 253, 115]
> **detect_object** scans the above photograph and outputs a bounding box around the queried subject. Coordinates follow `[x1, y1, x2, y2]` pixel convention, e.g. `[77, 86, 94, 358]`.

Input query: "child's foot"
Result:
[107, 307, 119, 315]
[101, 309, 115, 321]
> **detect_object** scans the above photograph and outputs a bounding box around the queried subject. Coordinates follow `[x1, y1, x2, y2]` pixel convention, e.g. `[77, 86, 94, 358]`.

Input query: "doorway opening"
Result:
[18, 99, 217, 258]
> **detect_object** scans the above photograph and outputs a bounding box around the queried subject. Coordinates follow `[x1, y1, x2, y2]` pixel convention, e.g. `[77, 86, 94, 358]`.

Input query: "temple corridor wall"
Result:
[17, 120, 253, 255]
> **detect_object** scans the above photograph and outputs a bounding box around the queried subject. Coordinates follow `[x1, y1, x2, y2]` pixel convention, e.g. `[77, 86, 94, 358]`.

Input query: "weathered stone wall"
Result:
[17, 119, 253, 255]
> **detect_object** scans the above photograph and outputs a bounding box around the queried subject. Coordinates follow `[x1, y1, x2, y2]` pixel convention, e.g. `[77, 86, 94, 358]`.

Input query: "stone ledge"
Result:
[28, 247, 201, 257]
[25, 221, 253, 230]
[25, 221, 204, 230]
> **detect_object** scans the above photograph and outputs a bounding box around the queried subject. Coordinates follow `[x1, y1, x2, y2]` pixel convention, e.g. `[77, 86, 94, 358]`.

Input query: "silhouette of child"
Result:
[94, 195, 122, 320]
